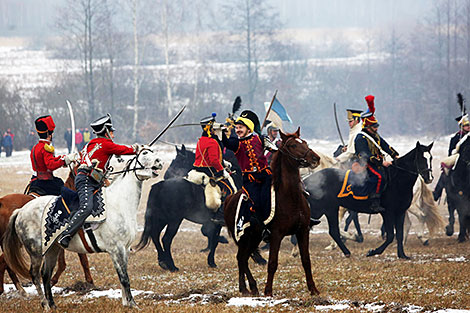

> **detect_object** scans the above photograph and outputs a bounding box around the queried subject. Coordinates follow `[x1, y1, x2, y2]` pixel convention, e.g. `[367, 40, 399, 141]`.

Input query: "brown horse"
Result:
[0, 170, 93, 295]
[224, 128, 321, 296]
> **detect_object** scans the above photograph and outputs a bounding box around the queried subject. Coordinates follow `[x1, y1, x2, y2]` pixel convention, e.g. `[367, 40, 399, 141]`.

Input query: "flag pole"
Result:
[261, 89, 278, 132]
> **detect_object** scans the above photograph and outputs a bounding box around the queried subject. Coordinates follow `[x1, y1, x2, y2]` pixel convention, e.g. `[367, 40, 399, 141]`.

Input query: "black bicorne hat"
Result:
[90, 114, 115, 135]
[235, 110, 261, 135]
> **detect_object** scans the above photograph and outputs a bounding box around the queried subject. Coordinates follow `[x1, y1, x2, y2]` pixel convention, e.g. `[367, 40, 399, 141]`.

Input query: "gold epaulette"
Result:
[44, 143, 55, 153]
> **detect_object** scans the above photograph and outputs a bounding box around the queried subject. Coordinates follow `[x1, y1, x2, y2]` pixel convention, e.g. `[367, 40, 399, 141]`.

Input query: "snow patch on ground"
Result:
[226, 297, 289, 307]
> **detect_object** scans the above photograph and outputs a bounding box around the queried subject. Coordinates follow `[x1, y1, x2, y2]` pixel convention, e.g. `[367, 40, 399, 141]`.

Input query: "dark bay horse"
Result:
[445, 138, 470, 242]
[224, 128, 320, 296]
[305, 141, 434, 259]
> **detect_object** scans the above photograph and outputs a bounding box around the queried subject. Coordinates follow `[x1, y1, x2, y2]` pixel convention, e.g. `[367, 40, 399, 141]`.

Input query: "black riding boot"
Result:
[211, 206, 225, 226]
[433, 173, 446, 202]
[59, 170, 98, 248]
[369, 193, 385, 213]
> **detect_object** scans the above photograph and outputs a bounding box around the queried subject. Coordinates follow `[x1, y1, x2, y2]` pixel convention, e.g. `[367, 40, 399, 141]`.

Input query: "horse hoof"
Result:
[366, 250, 375, 257]
[159, 260, 174, 271]
[311, 287, 320, 296]
[422, 240, 429, 246]
[399, 255, 411, 260]
[200, 248, 210, 253]
[170, 266, 180, 272]
[445, 225, 454, 236]
[344, 253, 351, 258]
[208, 263, 217, 268]
[251, 289, 259, 296]
[218, 235, 229, 244]
[357, 236, 364, 243]
[458, 236, 466, 243]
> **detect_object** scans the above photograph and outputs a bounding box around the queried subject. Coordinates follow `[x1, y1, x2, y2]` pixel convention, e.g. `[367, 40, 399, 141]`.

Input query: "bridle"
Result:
[391, 148, 433, 181]
[109, 147, 156, 181]
[279, 136, 316, 167]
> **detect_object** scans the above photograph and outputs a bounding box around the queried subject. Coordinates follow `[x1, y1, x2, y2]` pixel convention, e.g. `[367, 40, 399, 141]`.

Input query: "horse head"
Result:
[132, 145, 163, 180]
[164, 144, 195, 179]
[279, 127, 320, 169]
[415, 141, 434, 184]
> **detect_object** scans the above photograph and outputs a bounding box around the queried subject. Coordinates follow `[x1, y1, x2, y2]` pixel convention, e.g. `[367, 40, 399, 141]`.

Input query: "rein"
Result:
[279, 137, 311, 165]
[391, 149, 433, 180]
[108, 148, 153, 181]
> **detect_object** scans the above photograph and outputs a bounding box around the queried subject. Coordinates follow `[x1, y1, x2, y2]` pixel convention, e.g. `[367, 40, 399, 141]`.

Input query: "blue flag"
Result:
[265, 97, 292, 130]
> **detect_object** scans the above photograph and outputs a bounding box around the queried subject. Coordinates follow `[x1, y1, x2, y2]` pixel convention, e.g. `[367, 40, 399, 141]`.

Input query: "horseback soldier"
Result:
[433, 114, 470, 201]
[191, 114, 235, 225]
[265, 121, 281, 164]
[59, 114, 141, 248]
[222, 110, 275, 240]
[27, 115, 79, 196]
[336, 109, 363, 164]
[354, 95, 399, 212]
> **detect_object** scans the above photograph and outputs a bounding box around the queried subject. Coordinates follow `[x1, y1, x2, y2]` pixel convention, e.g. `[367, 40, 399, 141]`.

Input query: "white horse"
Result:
[3, 147, 162, 310]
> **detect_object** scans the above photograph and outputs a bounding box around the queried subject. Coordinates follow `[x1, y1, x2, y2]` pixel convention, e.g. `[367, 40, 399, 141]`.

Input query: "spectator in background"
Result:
[64, 128, 72, 153]
[75, 129, 83, 151]
[2, 131, 13, 157]
[82, 127, 91, 147]
[28, 130, 36, 151]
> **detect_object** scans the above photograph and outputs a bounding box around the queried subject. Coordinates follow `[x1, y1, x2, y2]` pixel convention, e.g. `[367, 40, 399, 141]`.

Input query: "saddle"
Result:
[41, 187, 106, 255]
[185, 169, 223, 211]
[337, 167, 389, 200]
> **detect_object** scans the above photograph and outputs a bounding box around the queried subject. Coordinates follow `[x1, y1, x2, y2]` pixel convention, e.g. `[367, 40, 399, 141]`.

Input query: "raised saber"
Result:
[148, 105, 186, 146]
[66, 100, 76, 153]
[333, 102, 345, 146]
[261, 90, 278, 132]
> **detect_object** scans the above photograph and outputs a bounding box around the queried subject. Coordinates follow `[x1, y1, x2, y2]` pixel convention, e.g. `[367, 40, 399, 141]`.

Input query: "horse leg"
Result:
[207, 224, 222, 268]
[251, 248, 267, 265]
[149, 221, 168, 270]
[30, 254, 49, 309]
[237, 237, 259, 296]
[42, 245, 61, 310]
[3, 259, 26, 296]
[367, 215, 395, 257]
[296, 227, 320, 295]
[78, 253, 94, 284]
[344, 211, 353, 232]
[326, 209, 351, 257]
[446, 200, 455, 236]
[109, 248, 137, 308]
[403, 211, 411, 245]
[264, 232, 282, 297]
[161, 220, 183, 272]
[457, 211, 467, 243]
[351, 212, 364, 242]
[395, 213, 410, 259]
[50, 248, 65, 286]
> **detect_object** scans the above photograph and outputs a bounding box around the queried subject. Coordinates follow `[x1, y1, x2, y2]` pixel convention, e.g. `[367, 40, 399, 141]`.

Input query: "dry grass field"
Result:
[0, 149, 469, 312]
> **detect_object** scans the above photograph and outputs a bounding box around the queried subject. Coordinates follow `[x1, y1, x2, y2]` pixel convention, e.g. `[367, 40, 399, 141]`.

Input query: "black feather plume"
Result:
[457, 93, 466, 114]
[232, 96, 242, 114]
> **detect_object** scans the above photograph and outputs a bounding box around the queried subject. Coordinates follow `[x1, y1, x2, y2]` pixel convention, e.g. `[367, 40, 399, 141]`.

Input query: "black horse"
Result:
[305, 142, 433, 259]
[445, 138, 470, 242]
[136, 145, 264, 271]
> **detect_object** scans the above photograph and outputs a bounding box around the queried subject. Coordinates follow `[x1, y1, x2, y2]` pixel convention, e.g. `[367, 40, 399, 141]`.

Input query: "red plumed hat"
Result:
[361, 95, 379, 128]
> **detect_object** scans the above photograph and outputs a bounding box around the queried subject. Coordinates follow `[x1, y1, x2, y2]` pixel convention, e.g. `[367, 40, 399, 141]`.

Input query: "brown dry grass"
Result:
[1, 161, 469, 312]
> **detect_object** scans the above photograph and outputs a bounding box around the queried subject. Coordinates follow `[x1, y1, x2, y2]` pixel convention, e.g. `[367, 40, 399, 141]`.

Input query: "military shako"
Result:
[361, 95, 379, 128]
[35, 115, 56, 139]
[90, 113, 115, 135]
[347, 109, 362, 122]
[200, 113, 217, 137]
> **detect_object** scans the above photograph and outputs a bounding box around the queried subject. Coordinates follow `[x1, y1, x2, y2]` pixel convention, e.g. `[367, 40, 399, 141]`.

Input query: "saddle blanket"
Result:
[233, 185, 275, 242]
[337, 170, 369, 200]
[41, 187, 106, 255]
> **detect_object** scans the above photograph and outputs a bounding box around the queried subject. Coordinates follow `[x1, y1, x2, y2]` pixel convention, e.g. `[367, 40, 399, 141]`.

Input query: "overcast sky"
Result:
[0, 0, 431, 37]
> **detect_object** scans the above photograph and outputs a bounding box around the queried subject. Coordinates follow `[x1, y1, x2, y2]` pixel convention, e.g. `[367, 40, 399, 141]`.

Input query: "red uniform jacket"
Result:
[31, 140, 65, 180]
[80, 137, 136, 171]
[193, 136, 224, 172]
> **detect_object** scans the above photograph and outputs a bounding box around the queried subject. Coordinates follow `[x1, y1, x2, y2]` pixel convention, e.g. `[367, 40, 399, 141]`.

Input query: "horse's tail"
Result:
[2, 210, 30, 279]
[419, 177, 446, 235]
[134, 183, 161, 251]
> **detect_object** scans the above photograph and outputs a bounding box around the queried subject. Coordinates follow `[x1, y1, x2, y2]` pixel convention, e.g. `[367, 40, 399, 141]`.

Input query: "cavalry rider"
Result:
[222, 110, 275, 240]
[433, 114, 470, 201]
[28, 115, 78, 196]
[59, 114, 141, 248]
[354, 95, 399, 212]
[193, 114, 234, 225]
[265, 121, 281, 164]
[336, 109, 363, 164]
